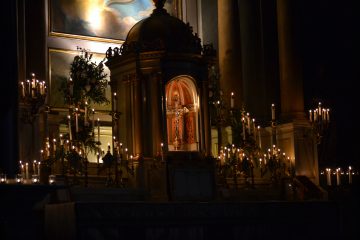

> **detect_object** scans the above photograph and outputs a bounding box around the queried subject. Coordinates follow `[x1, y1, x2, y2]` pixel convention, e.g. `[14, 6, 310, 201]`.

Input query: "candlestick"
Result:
[271, 104, 275, 121]
[230, 92, 234, 108]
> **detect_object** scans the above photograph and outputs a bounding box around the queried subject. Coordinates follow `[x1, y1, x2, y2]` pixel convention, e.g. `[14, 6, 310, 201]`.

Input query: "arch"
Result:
[165, 76, 199, 151]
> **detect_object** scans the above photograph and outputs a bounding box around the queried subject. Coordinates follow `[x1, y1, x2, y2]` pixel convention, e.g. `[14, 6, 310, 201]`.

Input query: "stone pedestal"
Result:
[263, 121, 319, 184]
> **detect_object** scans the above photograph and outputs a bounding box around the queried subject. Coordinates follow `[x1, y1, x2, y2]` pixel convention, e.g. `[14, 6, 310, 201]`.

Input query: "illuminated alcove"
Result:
[166, 76, 199, 151]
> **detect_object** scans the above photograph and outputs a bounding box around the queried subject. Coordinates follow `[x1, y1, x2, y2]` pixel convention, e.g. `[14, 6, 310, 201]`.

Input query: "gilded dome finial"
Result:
[153, 0, 166, 9]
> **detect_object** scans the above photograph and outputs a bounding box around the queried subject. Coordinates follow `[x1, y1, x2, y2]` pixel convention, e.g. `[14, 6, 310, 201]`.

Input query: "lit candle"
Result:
[230, 92, 234, 108]
[68, 115, 72, 141]
[252, 118, 256, 136]
[348, 166, 352, 184]
[33, 160, 36, 174]
[242, 117, 246, 141]
[75, 108, 79, 133]
[113, 92, 117, 110]
[69, 78, 73, 96]
[92, 109, 95, 133]
[37, 161, 41, 176]
[326, 109, 330, 122]
[59, 134, 63, 146]
[26, 79, 31, 96]
[125, 148, 128, 160]
[25, 163, 29, 180]
[314, 109, 318, 122]
[21, 82, 25, 97]
[309, 110, 312, 122]
[318, 102, 322, 119]
[21, 163, 24, 179]
[84, 101, 88, 125]
[247, 113, 251, 134]
[336, 168, 341, 186]
[161, 142, 164, 162]
[53, 139, 57, 154]
[257, 126, 262, 149]
[271, 104, 275, 121]
[97, 118, 100, 143]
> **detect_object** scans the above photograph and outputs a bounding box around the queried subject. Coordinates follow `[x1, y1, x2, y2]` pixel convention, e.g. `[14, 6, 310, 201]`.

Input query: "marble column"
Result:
[217, 0, 243, 108]
[276, 0, 319, 184]
[276, 0, 305, 121]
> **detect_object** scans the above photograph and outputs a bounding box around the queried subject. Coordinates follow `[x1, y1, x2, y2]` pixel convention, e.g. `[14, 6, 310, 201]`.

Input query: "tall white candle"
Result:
[271, 104, 275, 121]
[336, 168, 341, 186]
[309, 110, 312, 122]
[348, 166, 352, 184]
[230, 92, 234, 108]
[37, 162, 41, 176]
[25, 163, 29, 180]
[242, 117, 246, 141]
[318, 102, 322, 119]
[75, 108, 79, 133]
[68, 115, 72, 141]
[252, 119, 256, 136]
[97, 118, 100, 143]
[113, 92, 117, 110]
[84, 102, 88, 125]
[327, 109, 330, 122]
[326, 168, 331, 186]
[257, 126, 262, 149]
[53, 139, 57, 154]
[33, 160, 36, 174]
[21, 82, 25, 97]
[92, 109, 95, 133]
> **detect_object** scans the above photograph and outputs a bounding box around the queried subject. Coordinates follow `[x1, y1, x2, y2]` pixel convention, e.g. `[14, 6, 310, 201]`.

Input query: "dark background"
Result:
[299, 0, 359, 169]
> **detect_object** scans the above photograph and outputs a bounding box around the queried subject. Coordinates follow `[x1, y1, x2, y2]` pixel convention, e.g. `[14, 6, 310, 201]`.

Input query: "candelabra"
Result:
[309, 102, 330, 144]
[19, 73, 47, 123]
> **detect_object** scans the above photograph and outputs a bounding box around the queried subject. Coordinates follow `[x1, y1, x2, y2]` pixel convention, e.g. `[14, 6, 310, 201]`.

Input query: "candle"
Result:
[92, 109, 95, 133]
[318, 102, 322, 119]
[75, 108, 79, 133]
[113, 92, 117, 110]
[21, 82, 25, 97]
[161, 142, 164, 162]
[257, 126, 262, 149]
[21, 164, 24, 179]
[53, 139, 57, 154]
[326, 109, 330, 122]
[125, 148, 128, 160]
[69, 78, 73, 96]
[33, 160, 36, 174]
[84, 101, 88, 125]
[97, 118, 100, 143]
[309, 110, 312, 122]
[247, 113, 251, 134]
[336, 168, 341, 186]
[242, 117, 246, 141]
[26, 79, 31, 96]
[271, 104, 275, 121]
[25, 163, 29, 180]
[348, 166, 352, 184]
[66, 118, 71, 143]
[37, 161, 41, 176]
[230, 92, 234, 108]
[252, 118, 256, 136]
[314, 109, 318, 122]
[59, 134, 64, 145]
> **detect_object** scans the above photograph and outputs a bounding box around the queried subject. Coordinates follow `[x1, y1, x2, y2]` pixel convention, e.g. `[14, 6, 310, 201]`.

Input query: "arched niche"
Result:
[165, 76, 199, 151]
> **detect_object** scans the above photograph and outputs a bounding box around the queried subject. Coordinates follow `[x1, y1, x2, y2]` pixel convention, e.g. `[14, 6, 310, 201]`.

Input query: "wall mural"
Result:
[50, 0, 178, 42]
